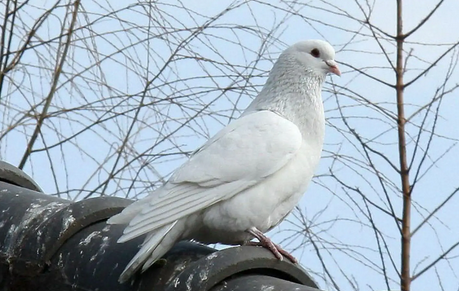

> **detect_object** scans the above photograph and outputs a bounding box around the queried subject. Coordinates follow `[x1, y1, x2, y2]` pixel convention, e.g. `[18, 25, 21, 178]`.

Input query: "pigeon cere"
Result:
[107, 39, 340, 283]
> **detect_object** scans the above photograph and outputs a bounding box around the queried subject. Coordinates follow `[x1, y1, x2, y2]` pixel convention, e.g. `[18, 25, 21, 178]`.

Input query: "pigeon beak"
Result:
[325, 60, 341, 76]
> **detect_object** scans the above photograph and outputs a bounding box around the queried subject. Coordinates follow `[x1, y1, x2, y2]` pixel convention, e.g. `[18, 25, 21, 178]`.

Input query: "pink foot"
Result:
[246, 227, 297, 263]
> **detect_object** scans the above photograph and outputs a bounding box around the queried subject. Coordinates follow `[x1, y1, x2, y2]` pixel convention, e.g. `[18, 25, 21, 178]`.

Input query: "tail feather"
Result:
[118, 220, 184, 283]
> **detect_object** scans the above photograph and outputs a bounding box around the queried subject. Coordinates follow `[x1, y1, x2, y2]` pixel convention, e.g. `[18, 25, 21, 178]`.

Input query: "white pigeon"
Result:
[107, 39, 340, 283]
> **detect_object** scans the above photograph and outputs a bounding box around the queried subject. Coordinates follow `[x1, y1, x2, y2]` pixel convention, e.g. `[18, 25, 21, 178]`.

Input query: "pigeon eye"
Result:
[311, 48, 320, 58]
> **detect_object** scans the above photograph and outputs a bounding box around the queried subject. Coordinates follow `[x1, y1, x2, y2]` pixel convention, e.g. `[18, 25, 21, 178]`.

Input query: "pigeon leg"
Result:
[246, 227, 298, 263]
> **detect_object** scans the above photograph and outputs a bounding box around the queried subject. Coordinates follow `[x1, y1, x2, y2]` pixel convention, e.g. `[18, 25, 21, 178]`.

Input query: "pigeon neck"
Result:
[245, 65, 325, 143]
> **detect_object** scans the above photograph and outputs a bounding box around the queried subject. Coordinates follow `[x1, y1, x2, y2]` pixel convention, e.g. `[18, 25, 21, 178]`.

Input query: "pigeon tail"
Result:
[118, 220, 183, 283]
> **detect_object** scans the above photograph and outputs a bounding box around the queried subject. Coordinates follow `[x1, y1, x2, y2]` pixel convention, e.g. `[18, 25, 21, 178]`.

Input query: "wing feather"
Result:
[116, 111, 303, 242]
[120, 180, 250, 241]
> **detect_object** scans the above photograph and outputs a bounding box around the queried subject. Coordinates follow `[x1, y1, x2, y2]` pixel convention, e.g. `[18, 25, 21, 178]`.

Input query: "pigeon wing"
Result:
[118, 110, 303, 241]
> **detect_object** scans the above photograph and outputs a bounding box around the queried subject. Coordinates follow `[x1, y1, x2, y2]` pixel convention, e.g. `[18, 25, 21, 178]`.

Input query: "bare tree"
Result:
[1, 1, 458, 291]
[0, 0, 285, 200]
[274, 1, 459, 291]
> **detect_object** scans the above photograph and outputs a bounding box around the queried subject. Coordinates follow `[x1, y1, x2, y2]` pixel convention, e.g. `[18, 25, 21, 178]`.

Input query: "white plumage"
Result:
[107, 39, 340, 283]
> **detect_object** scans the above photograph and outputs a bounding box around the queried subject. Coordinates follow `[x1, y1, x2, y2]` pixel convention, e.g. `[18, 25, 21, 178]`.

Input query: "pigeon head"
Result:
[244, 39, 338, 126]
[285, 39, 340, 77]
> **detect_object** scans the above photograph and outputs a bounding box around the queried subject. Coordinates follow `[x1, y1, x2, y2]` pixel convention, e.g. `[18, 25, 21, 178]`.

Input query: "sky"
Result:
[1, 1, 458, 290]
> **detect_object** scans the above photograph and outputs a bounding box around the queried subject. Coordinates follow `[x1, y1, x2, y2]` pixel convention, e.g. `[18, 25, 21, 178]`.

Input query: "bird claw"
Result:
[245, 227, 297, 263]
